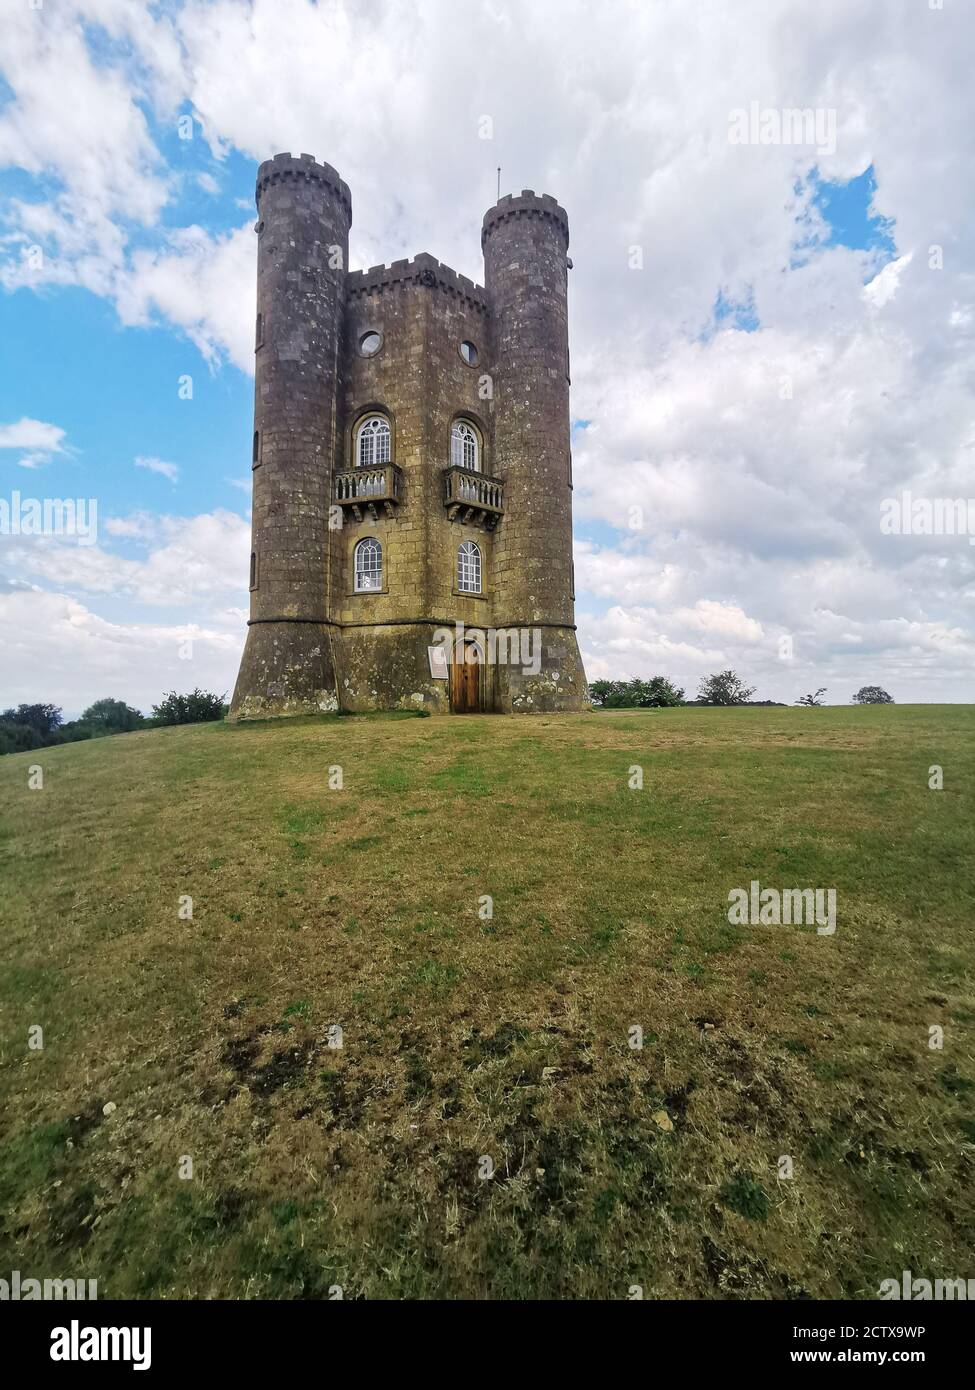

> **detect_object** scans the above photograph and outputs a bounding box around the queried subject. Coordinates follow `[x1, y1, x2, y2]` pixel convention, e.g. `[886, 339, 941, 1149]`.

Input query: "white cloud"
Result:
[103, 512, 161, 541]
[0, 417, 68, 469]
[863, 252, 913, 309]
[0, 418, 65, 451]
[135, 455, 180, 484]
[115, 222, 256, 372]
[1, 0, 974, 704]
[0, 584, 241, 719]
[674, 600, 765, 643]
[0, 508, 250, 607]
[0, 4, 172, 299]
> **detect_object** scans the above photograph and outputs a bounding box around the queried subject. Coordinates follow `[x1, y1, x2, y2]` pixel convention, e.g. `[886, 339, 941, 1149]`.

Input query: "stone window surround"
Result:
[354, 414, 392, 469]
[448, 410, 490, 474]
[450, 418, 481, 472]
[352, 535, 385, 594]
[456, 538, 483, 595]
[348, 403, 396, 470]
[345, 406, 492, 476]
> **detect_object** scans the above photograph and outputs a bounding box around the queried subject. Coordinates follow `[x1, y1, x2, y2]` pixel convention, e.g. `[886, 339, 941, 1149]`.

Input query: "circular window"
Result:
[459, 340, 478, 367]
[359, 331, 383, 358]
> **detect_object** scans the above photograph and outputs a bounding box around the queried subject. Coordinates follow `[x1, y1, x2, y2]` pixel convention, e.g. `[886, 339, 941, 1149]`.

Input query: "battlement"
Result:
[346, 252, 488, 313]
[255, 152, 352, 223]
[481, 190, 569, 249]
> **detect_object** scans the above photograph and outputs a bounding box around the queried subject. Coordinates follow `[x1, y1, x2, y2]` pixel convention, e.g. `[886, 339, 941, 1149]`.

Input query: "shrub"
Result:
[588, 676, 685, 708]
[0, 719, 45, 755]
[151, 689, 226, 726]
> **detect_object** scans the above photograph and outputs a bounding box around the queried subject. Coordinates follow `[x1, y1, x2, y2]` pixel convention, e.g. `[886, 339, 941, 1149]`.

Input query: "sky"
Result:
[0, 0, 972, 716]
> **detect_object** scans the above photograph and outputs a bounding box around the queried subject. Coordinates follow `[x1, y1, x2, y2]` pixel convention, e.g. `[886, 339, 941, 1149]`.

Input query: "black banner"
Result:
[2, 1297, 969, 1373]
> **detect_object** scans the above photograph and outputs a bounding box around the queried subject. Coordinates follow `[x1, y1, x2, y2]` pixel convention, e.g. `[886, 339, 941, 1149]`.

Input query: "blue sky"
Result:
[1, 282, 250, 514]
[1, 160, 888, 549]
[1, 0, 971, 713]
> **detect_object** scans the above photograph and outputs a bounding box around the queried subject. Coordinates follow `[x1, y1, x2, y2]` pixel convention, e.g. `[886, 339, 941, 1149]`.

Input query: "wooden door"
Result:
[451, 645, 481, 713]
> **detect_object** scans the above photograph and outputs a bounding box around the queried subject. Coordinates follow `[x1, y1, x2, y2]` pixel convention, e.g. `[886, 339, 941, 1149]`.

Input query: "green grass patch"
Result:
[0, 703, 972, 1298]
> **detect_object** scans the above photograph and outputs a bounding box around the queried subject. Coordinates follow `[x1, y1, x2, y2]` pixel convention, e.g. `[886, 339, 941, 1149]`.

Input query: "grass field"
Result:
[1, 704, 973, 1300]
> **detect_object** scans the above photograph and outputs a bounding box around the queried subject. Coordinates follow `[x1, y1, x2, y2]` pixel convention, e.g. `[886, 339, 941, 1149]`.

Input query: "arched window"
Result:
[451, 420, 480, 472]
[356, 415, 391, 468]
[457, 539, 481, 594]
[354, 536, 383, 592]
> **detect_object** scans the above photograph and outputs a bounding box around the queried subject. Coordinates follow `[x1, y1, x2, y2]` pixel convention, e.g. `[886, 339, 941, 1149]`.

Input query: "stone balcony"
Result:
[444, 465, 504, 530]
[333, 463, 403, 520]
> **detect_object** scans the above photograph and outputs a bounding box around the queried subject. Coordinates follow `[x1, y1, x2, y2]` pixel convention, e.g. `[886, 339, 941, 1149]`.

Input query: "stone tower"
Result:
[230, 153, 587, 718]
[232, 153, 350, 715]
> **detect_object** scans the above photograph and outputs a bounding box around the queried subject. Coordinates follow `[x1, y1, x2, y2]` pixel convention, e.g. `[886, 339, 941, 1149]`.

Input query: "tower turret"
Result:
[230, 153, 351, 718]
[482, 191, 587, 711]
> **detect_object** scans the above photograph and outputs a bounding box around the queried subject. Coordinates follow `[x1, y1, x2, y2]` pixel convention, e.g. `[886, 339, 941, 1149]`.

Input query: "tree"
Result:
[852, 686, 894, 705]
[697, 670, 756, 706]
[151, 689, 226, 725]
[81, 698, 145, 735]
[1, 703, 63, 736]
[796, 688, 827, 707]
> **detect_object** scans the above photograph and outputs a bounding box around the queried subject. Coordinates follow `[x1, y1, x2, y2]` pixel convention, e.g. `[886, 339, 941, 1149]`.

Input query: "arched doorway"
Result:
[450, 637, 482, 713]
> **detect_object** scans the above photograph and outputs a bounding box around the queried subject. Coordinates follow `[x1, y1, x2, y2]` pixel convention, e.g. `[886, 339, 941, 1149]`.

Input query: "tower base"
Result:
[493, 625, 588, 713]
[337, 622, 450, 713]
[228, 621, 339, 721]
[229, 622, 588, 718]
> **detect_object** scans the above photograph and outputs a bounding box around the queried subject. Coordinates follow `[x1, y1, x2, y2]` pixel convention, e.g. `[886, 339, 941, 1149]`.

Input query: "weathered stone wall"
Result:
[482, 192, 587, 712]
[230, 156, 588, 719]
[335, 253, 501, 708]
[230, 153, 350, 718]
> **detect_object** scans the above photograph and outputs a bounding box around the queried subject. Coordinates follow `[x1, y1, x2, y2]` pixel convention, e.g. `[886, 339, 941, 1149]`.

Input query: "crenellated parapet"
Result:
[255, 152, 352, 224]
[347, 252, 488, 313]
[481, 190, 569, 250]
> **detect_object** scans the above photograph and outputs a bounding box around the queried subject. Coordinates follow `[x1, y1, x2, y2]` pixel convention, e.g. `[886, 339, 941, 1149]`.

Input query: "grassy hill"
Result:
[1, 705, 972, 1299]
